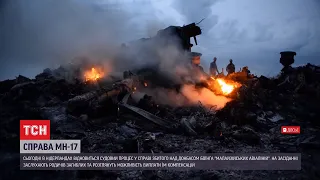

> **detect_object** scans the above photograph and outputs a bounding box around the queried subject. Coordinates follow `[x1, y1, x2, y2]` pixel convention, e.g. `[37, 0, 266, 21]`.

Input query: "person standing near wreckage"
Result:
[210, 57, 219, 77]
[187, 52, 207, 82]
[242, 66, 251, 77]
[226, 59, 235, 75]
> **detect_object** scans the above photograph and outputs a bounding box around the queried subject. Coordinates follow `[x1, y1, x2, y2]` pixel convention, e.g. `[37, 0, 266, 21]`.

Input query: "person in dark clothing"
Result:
[190, 52, 205, 76]
[242, 66, 250, 74]
[184, 52, 208, 82]
[241, 66, 253, 78]
[226, 59, 235, 75]
[210, 57, 220, 77]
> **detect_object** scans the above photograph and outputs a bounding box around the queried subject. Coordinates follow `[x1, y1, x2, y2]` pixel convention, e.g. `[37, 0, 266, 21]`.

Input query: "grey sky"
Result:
[1, 0, 319, 80]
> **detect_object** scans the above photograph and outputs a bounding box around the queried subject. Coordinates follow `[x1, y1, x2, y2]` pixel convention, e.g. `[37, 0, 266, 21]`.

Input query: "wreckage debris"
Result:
[1, 61, 320, 179]
[180, 117, 197, 136]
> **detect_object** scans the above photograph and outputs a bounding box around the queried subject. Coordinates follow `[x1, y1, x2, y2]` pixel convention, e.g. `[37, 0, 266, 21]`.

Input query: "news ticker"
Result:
[19, 120, 302, 170]
[20, 153, 301, 170]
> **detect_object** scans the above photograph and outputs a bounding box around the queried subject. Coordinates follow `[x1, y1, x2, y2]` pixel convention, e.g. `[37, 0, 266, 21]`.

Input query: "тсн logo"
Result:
[20, 120, 50, 140]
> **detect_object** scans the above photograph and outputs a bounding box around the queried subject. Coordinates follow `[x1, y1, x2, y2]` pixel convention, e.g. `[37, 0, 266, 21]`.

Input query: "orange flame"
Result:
[144, 82, 148, 87]
[215, 78, 240, 95]
[84, 67, 104, 81]
[216, 79, 234, 95]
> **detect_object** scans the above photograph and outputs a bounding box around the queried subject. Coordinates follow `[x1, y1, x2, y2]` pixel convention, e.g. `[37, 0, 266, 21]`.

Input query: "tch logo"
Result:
[281, 126, 300, 134]
[20, 120, 50, 140]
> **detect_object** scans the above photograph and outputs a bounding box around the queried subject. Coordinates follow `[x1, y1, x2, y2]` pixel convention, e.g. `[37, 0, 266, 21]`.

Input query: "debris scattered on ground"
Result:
[1, 63, 320, 180]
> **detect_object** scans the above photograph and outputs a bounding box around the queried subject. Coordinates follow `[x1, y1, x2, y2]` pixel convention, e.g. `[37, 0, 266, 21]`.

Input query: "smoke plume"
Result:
[1, 0, 192, 83]
[0, 0, 231, 109]
[180, 85, 231, 109]
[136, 85, 231, 110]
[0, 0, 182, 79]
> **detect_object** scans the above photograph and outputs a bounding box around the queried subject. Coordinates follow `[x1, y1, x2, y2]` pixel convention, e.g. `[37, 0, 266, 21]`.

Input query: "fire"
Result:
[144, 82, 148, 87]
[84, 67, 104, 81]
[216, 79, 234, 95]
[216, 78, 239, 95]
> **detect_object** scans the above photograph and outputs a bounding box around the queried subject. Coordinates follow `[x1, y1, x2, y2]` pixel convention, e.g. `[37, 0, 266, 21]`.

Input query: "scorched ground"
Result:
[0, 63, 320, 180]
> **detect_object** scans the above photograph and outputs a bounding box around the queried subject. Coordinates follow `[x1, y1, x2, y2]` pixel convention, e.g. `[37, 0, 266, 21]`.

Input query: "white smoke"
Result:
[0, 0, 231, 109]
[0, 0, 182, 79]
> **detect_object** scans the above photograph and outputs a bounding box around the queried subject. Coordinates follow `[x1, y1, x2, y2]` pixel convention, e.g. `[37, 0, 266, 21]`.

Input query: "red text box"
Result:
[20, 120, 50, 140]
[281, 126, 300, 134]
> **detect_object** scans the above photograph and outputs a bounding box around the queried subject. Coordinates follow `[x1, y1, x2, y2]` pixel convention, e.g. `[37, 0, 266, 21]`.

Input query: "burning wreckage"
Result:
[1, 23, 320, 180]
